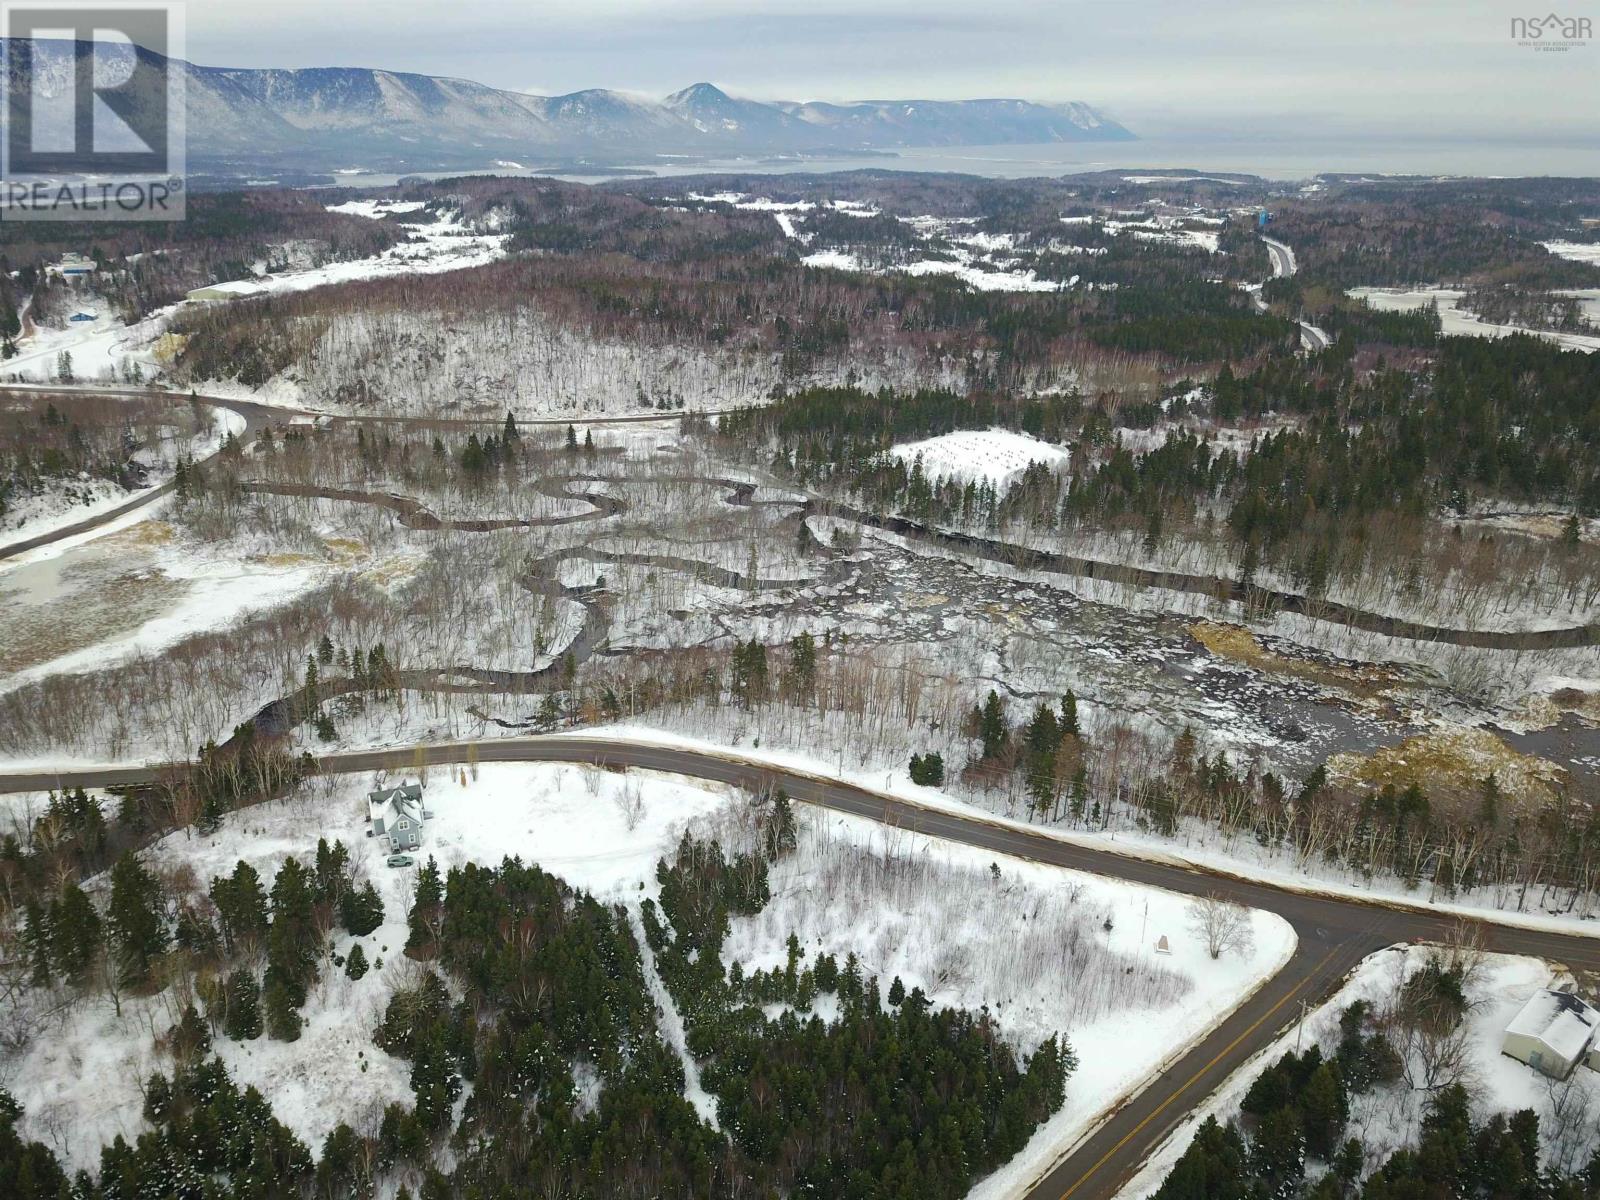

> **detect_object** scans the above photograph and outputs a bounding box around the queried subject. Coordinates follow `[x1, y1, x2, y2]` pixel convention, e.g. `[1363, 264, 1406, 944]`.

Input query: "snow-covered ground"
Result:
[325, 199, 428, 220]
[0, 406, 243, 547]
[0, 761, 1293, 1194]
[3, 208, 512, 395]
[0, 516, 331, 704]
[1543, 241, 1600, 266]
[1, 300, 169, 386]
[0, 763, 734, 1166]
[889, 427, 1071, 488]
[1348, 286, 1600, 353]
[691, 194, 1073, 292]
[1118, 946, 1600, 1198]
[215, 206, 510, 299]
[565, 729, 1600, 937]
[709, 801, 1293, 1200]
[1102, 215, 1223, 255]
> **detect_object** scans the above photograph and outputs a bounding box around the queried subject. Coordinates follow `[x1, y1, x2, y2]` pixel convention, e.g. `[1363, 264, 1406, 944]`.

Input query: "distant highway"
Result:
[1262, 236, 1297, 278]
[1259, 236, 1332, 352]
[4, 735, 1598, 1200]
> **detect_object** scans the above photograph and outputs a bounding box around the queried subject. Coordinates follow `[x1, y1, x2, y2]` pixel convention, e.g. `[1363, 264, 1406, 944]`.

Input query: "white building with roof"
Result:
[368, 781, 428, 852]
[1501, 989, 1600, 1079]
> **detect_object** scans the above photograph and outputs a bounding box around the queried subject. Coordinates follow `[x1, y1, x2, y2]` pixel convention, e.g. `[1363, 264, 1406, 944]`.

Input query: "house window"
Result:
[397, 820, 409, 830]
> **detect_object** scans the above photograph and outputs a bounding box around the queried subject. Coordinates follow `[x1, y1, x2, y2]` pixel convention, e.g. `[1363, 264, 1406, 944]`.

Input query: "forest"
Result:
[0, 392, 215, 528]
[0, 779, 1070, 1200]
[1154, 950, 1600, 1200]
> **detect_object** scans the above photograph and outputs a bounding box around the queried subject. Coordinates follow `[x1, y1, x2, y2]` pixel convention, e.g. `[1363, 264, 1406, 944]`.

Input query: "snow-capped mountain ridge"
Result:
[0, 41, 1134, 171]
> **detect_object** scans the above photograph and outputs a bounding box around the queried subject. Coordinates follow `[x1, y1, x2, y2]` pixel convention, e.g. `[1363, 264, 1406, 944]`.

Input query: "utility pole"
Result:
[1295, 997, 1309, 1052]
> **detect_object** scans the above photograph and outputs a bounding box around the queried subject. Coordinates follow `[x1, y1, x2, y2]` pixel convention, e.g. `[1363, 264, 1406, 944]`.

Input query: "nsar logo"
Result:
[1510, 12, 1592, 51]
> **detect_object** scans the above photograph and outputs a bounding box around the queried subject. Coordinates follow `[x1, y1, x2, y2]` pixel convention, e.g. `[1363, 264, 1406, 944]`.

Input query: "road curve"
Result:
[0, 383, 729, 564]
[4, 735, 1599, 1200]
[1262, 237, 1297, 279]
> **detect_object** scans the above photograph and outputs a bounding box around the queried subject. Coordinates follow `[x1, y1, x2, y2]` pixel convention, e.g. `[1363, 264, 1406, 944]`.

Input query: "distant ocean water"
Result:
[331, 135, 1600, 189]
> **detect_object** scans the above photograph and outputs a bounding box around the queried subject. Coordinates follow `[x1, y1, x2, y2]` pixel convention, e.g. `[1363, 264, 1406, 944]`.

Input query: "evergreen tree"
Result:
[786, 631, 817, 697]
[1299, 1061, 1349, 1160]
[169, 1003, 212, 1062]
[0, 1089, 71, 1200]
[406, 857, 444, 958]
[763, 790, 798, 861]
[267, 856, 321, 1007]
[409, 1027, 461, 1131]
[265, 976, 302, 1041]
[210, 860, 269, 955]
[107, 851, 168, 987]
[1060, 688, 1080, 738]
[976, 690, 1008, 760]
[345, 943, 369, 981]
[341, 880, 385, 936]
[21, 901, 51, 987]
[223, 968, 262, 1040]
[909, 752, 946, 786]
[48, 883, 100, 983]
[313, 837, 351, 907]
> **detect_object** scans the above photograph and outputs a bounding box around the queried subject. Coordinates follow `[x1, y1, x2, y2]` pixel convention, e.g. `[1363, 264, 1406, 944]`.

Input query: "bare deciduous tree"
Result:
[1187, 893, 1255, 960]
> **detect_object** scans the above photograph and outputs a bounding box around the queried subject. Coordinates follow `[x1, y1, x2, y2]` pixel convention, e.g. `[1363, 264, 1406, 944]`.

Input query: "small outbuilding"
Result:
[185, 279, 261, 302]
[368, 781, 428, 852]
[1501, 989, 1600, 1079]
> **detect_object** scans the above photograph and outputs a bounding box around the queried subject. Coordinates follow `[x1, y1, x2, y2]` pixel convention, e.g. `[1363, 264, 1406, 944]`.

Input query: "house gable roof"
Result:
[1506, 989, 1600, 1061]
[368, 782, 425, 827]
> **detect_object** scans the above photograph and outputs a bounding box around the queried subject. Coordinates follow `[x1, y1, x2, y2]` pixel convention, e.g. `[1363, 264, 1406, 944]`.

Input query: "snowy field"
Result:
[1, 300, 171, 386]
[706, 801, 1294, 1200]
[1347, 287, 1600, 353]
[1118, 946, 1600, 1198]
[889, 427, 1071, 488]
[1544, 241, 1600, 266]
[0, 515, 331, 704]
[0, 761, 1292, 1195]
[689, 191, 1072, 292]
[2, 206, 510, 394]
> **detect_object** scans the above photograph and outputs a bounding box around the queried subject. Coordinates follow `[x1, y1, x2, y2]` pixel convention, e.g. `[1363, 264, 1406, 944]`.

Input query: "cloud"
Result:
[186, 0, 1598, 139]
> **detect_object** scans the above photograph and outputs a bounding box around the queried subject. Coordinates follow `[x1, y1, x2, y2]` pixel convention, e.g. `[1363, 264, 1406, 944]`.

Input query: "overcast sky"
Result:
[189, 0, 1596, 140]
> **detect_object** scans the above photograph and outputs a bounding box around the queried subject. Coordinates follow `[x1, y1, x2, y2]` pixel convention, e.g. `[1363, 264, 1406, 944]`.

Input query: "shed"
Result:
[1502, 989, 1600, 1079]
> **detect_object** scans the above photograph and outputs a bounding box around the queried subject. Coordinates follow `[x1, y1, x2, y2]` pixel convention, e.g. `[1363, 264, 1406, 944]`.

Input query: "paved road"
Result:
[1299, 322, 1331, 352]
[1262, 237, 1297, 279]
[5, 735, 1598, 1200]
[1256, 236, 1329, 352]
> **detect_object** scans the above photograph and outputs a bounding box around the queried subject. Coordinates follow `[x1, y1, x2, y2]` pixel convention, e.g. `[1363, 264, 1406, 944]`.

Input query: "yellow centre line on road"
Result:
[1057, 945, 1343, 1200]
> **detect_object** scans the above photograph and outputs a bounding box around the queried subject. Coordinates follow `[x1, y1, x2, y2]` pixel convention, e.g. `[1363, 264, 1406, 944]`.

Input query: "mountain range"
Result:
[1, 39, 1134, 174]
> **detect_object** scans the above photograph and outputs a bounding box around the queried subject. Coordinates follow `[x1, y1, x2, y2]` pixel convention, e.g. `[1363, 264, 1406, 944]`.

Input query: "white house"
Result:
[50, 253, 96, 279]
[1501, 989, 1600, 1079]
[368, 781, 428, 852]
